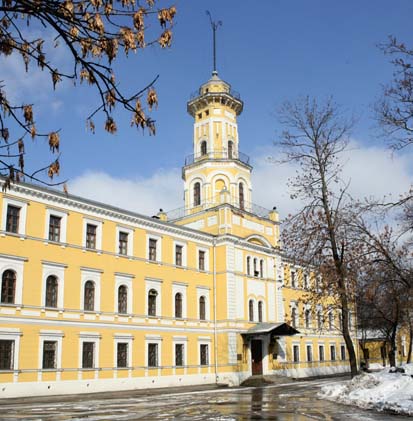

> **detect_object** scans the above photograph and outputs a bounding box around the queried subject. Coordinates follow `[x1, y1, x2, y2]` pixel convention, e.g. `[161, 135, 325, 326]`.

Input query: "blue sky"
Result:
[3, 1, 413, 216]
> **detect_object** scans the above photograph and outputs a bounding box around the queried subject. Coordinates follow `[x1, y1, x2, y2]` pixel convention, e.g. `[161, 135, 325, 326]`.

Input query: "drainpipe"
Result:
[213, 237, 218, 383]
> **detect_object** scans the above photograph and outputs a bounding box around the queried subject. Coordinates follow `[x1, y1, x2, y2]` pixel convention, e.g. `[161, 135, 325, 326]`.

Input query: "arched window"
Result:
[328, 311, 334, 330]
[84, 281, 95, 311]
[258, 301, 263, 322]
[200, 140, 207, 156]
[175, 292, 183, 318]
[1, 270, 16, 304]
[317, 310, 323, 329]
[239, 182, 245, 210]
[194, 182, 201, 206]
[118, 285, 128, 314]
[246, 256, 251, 276]
[305, 309, 311, 328]
[253, 258, 258, 277]
[291, 307, 298, 328]
[228, 141, 234, 159]
[148, 289, 158, 316]
[199, 296, 206, 320]
[45, 275, 58, 308]
[260, 260, 264, 278]
[248, 299, 254, 322]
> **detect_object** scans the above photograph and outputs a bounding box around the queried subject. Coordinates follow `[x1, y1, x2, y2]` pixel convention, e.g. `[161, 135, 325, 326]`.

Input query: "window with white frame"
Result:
[293, 344, 300, 363]
[45, 209, 68, 243]
[173, 337, 187, 367]
[116, 226, 133, 256]
[146, 335, 162, 368]
[306, 344, 313, 362]
[304, 308, 311, 328]
[114, 334, 133, 368]
[82, 218, 102, 250]
[41, 262, 65, 309]
[291, 271, 297, 288]
[114, 275, 133, 315]
[172, 283, 187, 319]
[173, 241, 187, 267]
[80, 269, 101, 312]
[319, 344, 325, 361]
[291, 305, 298, 328]
[145, 278, 162, 317]
[197, 247, 209, 271]
[2, 198, 27, 235]
[79, 332, 100, 369]
[340, 345, 346, 360]
[147, 234, 162, 262]
[258, 300, 264, 322]
[39, 331, 63, 370]
[200, 343, 209, 366]
[0, 329, 21, 371]
[248, 299, 254, 322]
[0, 256, 24, 306]
[303, 273, 309, 289]
[197, 287, 210, 321]
[330, 344, 336, 361]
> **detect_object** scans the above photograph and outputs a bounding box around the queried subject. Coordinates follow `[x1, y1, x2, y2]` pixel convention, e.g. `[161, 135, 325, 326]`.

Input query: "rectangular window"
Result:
[48, 215, 61, 242]
[306, 345, 312, 362]
[293, 345, 299, 363]
[291, 271, 296, 288]
[82, 342, 95, 368]
[42, 341, 57, 369]
[200, 344, 209, 366]
[303, 274, 309, 289]
[175, 344, 184, 367]
[340, 345, 346, 361]
[118, 231, 128, 255]
[86, 224, 97, 249]
[198, 250, 205, 271]
[175, 245, 183, 266]
[148, 343, 158, 367]
[6, 205, 20, 233]
[117, 342, 128, 368]
[319, 345, 324, 362]
[330, 345, 336, 361]
[0, 340, 13, 370]
[149, 239, 157, 261]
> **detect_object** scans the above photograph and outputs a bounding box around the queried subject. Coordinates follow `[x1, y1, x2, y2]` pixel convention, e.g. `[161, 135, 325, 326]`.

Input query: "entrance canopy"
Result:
[242, 322, 300, 338]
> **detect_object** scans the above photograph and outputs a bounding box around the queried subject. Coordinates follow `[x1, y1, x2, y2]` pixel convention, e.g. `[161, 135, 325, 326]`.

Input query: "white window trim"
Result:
[145, 278, 162, 317]
[0, 328, 22, 371]
[80, 269, 101, 312]
[82, 218, 103, 250]
[172, 241, 187, 267]
[2, 197, 28, 235]
[292, 342, 300, 363]
[329, 343, 336, 360]
[0, 255, 24, 306]
[197, 247, 209, 271]
[115, 226, 134, 256]
[198, 338, 211, 366]
[114, 334, 133, 368]
[44, 208, 68, 243]
[39, 330, 64, 370]
[78, 332, 101, 369]
[196, 287, 210, 321]
[318, 343, 325, 361]
[306, 343, 313, 362]
[41, 262, 65, 309]
[172, 336, 188, 367]
[257, 299, 266, 323]
[114, 275, 133, 315]
[172, 282, 187, 319]
[145, 335, 162, 368]
[146, 233, 162, 263]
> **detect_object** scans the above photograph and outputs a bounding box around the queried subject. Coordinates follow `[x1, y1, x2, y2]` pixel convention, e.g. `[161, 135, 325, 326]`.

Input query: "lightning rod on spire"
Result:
[206, 11, 222, 75]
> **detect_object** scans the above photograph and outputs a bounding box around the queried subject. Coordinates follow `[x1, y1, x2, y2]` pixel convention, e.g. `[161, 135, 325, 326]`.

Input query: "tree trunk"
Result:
[341, 295, 358, 377]
[407, 323, 412, 364]
[389, 325, 398, 367]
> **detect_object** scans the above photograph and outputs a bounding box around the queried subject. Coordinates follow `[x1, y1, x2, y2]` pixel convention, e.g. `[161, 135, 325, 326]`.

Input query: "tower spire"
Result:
[206, 11, 222, 75]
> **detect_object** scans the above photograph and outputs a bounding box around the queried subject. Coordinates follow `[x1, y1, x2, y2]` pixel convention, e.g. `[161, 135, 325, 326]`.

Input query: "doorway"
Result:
[251, 339, 263, 375]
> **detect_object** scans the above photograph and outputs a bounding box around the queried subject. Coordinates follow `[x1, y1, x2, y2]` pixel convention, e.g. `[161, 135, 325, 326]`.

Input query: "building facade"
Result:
[0, 72, 352, 398]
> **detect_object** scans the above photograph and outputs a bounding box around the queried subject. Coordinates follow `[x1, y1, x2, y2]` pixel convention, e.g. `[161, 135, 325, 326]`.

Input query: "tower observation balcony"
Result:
[184, 150, 251, 167]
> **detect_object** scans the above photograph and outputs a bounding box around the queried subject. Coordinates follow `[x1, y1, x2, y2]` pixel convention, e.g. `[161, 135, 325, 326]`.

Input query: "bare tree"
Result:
[276, 96, 360, 377]
[0, 0, 176, 189]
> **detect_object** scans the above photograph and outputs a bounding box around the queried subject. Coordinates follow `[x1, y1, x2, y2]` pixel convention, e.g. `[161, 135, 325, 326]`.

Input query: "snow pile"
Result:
[319, 364, 413, 416]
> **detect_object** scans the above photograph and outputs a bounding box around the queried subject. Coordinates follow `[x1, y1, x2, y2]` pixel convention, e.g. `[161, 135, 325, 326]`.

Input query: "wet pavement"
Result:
[0, 377, 410, 420]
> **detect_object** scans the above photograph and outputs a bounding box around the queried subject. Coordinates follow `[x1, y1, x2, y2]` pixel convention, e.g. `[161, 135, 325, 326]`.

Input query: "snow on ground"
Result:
[318, 364, 413, 416]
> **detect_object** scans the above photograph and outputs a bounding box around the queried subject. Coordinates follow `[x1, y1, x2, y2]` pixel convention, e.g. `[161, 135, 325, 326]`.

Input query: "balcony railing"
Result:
[184, 150, 250, 166]
[190, 88, 241, 101]
[166, 196, 273, 222]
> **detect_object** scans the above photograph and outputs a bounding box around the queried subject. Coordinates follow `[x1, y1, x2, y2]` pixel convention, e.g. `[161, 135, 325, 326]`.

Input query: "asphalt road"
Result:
[0, 377, 409, 420]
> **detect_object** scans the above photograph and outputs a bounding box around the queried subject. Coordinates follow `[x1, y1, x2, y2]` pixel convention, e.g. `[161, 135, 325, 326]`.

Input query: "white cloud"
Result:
[251, 140, 413, 218]
[68, 140, 412, 222]
[69, 169, 183, 217]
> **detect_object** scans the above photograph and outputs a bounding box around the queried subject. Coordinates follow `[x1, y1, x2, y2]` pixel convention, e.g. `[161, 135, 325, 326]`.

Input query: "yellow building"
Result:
[0, 71, 352, 397]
